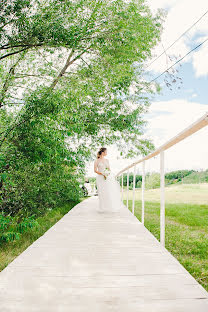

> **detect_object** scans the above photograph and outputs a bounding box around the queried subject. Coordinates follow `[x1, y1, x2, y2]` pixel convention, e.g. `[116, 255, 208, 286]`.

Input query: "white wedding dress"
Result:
[95, 159, 125, 213]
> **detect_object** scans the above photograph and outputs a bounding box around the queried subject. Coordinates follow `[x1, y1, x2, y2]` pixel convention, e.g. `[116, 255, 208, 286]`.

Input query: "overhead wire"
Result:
[149, 36, 208, 83]
[145, 9, 208, 70]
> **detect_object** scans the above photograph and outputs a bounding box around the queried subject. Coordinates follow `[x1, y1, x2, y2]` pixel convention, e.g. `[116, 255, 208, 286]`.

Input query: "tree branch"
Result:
[0, 53, 26, 107]
[0, 47, 29, 61]
[0, 43, 42, 50]
[49, 45, 93, 90]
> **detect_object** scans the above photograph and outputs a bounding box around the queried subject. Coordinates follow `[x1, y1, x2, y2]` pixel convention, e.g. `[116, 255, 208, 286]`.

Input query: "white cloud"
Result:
[192, 37, 208, 77]
[146, 0, 178, 13]
[145, 0, 208, 77]
[86, 99, 208, 176]
[145, 98, 207, 138]
[139, 99, 208, 172]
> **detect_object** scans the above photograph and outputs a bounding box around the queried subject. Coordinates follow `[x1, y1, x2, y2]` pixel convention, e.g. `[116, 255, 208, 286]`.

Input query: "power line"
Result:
[145, 9, 208, 70]
[150, 36, 208, 83]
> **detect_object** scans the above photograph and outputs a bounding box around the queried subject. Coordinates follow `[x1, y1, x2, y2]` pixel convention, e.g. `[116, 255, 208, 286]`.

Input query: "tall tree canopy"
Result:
[0, 0, 164, 215]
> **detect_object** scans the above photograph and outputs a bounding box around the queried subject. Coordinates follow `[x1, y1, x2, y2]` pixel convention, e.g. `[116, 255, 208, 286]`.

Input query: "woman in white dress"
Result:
[94, 147, 125, 213]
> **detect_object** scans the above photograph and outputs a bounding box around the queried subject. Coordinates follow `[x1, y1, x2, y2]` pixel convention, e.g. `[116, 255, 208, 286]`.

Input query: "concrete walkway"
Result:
[0, 196, 208, 311]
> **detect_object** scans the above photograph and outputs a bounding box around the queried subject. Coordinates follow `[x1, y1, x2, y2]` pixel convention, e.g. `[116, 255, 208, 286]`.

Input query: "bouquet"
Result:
[103, 168, 111, 180]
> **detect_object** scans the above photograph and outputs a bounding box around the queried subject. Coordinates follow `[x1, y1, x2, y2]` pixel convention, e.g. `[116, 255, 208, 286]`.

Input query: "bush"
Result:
[0, 212, 39, 244]
[145, 172, 160, 189]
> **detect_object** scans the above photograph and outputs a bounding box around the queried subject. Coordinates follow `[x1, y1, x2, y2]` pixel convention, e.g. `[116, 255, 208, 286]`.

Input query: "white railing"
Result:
[115, 112, 208, 246]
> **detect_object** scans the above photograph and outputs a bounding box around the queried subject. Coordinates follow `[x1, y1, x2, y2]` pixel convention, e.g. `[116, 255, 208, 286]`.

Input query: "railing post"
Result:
[121, 173, 124, 202]
[142, 161, 145, 225]
[160, 150, 165, 246]
[127, 169, 129, 209]
[132, 165, 136, 215]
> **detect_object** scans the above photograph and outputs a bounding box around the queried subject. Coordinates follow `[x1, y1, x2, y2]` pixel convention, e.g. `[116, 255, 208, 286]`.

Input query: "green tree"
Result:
[145, 172, 160, 189]
[0, 0, 164, 215]
[1, 0, 164, 155]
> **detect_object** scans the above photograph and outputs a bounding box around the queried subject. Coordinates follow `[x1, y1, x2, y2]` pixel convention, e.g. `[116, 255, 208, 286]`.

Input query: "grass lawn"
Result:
[123, 183, 208, 292]
[0, 200, 80, 272]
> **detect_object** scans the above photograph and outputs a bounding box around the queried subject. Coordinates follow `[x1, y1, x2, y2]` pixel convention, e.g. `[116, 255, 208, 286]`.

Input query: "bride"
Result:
[94, 147, 125, 213]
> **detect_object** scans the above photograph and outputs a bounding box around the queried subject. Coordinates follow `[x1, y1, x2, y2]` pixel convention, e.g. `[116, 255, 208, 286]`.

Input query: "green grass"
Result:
[123, 183, 208, 292]
[0, 200, 79, 272]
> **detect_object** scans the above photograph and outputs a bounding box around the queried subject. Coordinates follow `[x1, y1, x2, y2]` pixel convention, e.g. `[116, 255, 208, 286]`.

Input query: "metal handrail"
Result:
[116, 111, 208, 246]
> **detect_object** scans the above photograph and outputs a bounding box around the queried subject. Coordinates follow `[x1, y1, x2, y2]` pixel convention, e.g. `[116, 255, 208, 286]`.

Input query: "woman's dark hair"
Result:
[97, 147, 107, 159]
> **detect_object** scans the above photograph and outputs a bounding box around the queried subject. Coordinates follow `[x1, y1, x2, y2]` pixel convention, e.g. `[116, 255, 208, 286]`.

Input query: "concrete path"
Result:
[0, 196, 208, 311]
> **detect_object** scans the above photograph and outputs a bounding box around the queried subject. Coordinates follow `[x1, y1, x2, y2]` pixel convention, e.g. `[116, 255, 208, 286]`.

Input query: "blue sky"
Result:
[141, 60, 208, 127]
[154, 62, 208, 105]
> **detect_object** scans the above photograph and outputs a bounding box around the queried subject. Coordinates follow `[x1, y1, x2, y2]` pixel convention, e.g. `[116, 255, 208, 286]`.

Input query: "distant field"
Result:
[123, 183, 208, 292]
[123, 183, 208, 204]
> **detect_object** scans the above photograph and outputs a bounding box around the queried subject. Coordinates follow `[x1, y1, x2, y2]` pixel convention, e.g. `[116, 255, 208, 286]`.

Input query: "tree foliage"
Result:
[0, 0, 164, 215]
